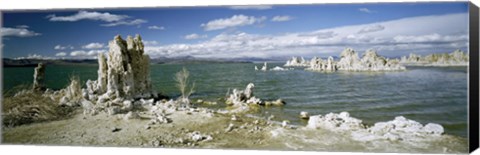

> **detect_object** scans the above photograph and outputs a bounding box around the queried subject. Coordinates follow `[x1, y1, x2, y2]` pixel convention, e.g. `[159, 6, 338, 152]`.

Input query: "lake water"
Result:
[2, 63, 468, 139]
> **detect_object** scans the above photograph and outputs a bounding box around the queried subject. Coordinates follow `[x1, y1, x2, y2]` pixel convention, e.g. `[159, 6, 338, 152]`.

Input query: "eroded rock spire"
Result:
[85, 34, 157, 112]
[32, 63, 46, 91]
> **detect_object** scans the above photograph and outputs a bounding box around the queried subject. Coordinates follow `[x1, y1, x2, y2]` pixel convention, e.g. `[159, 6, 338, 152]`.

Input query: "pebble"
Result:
[231, 115, 238, 121]
[151, 139, 161, 147]
[205, 135, 213, 141]
[192, 134, 203, 142]
[282, 120, 289, 128]
[267, 115, 275, 120]
[225, 123, 235, 132]
[111, 127, 121, 132]
[176, 138, 184, 144]
[300, 111, 310, 119]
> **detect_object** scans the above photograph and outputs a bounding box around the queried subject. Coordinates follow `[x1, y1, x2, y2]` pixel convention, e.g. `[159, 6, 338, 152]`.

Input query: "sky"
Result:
[0, 2, 470, 60]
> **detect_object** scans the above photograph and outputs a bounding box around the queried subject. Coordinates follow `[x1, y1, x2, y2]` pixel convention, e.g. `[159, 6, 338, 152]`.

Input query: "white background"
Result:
[0, 0, 479, 155]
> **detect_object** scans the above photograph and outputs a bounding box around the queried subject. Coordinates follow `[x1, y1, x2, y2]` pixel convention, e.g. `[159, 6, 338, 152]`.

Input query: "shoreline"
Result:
[2, 101, 469, 153]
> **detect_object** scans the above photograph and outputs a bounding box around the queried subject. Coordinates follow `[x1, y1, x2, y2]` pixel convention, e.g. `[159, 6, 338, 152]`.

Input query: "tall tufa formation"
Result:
[85, 34, 157, 107]
[336, 48, 362, 70]
[32, 63, 46, 91]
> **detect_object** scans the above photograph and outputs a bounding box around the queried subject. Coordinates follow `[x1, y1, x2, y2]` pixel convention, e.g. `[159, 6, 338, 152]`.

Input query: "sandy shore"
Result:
[2, 106, 468, 153]
[2, 108, 280, 149]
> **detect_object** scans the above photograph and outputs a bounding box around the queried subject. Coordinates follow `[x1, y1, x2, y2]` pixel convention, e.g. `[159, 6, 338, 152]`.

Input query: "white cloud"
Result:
[228, 5, 272, 10]
[393, 33, 467, 43]
[143, 40, 159, 45]
[0, 27, 41, 37]
[25, 54, 44, 59]
[54, 45, 65, 50]
[70, 50, 106, 57]
[201, 14, 266, 31]
[271, 16, 293, 22]
[101, 19, 147, 27]
[47, 11, 146, 27]
[184, 33, 208, 40]
[359, 8, 375, 13]
[82, 43, 104, 49]
[54, 45, 74, 50]
[144, 13, 468, 59]
[358, 25, 385, 34]
[47, 11, 128, 22]
[14, 54, 55, 60]
[148, 25, 165, 30]
[55, 52, 67, 57]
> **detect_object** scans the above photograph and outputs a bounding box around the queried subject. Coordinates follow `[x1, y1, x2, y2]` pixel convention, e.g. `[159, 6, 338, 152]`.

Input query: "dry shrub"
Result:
[2, 84, 32, 97]
[174, 67, 195, 104]
[2, 81, 79, 127]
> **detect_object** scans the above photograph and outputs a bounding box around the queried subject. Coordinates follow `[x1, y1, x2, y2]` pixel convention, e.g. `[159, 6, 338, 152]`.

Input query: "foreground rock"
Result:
[226, 83, 262, 106]
[306, 112, 445, 142]
[400, 49, 468, 66]
[307, 112, 365, 131]
[32, 63, 46, 91]
[299, 111, 309, 119]
[226, 83, 285, 113]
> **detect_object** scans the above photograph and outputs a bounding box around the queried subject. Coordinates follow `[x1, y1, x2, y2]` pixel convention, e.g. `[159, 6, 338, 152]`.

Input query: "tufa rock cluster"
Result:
[284, 56, 310, 67]
[292, 48, 406, 72]
[400, 49, 468, 66]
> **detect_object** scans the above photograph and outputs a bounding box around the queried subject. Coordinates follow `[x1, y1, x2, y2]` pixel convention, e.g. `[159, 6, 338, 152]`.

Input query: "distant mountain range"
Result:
[2, 56, 275, 67]
[3, 58, 98, 67]
[2, 55, 350, 67]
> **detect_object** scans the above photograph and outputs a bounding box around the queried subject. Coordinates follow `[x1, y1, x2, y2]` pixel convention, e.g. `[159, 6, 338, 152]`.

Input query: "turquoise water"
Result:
[2, 63, 468, 139]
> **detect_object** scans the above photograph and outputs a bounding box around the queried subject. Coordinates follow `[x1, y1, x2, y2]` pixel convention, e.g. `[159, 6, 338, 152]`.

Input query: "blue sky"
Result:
[1, 2, 469, 60]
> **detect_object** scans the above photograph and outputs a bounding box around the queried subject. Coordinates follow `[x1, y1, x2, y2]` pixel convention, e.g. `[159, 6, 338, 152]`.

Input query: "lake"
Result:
[2, 63, 468, 139]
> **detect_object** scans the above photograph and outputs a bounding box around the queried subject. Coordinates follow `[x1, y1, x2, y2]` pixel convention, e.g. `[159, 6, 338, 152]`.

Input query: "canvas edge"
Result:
[469, 1, 479, 153]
